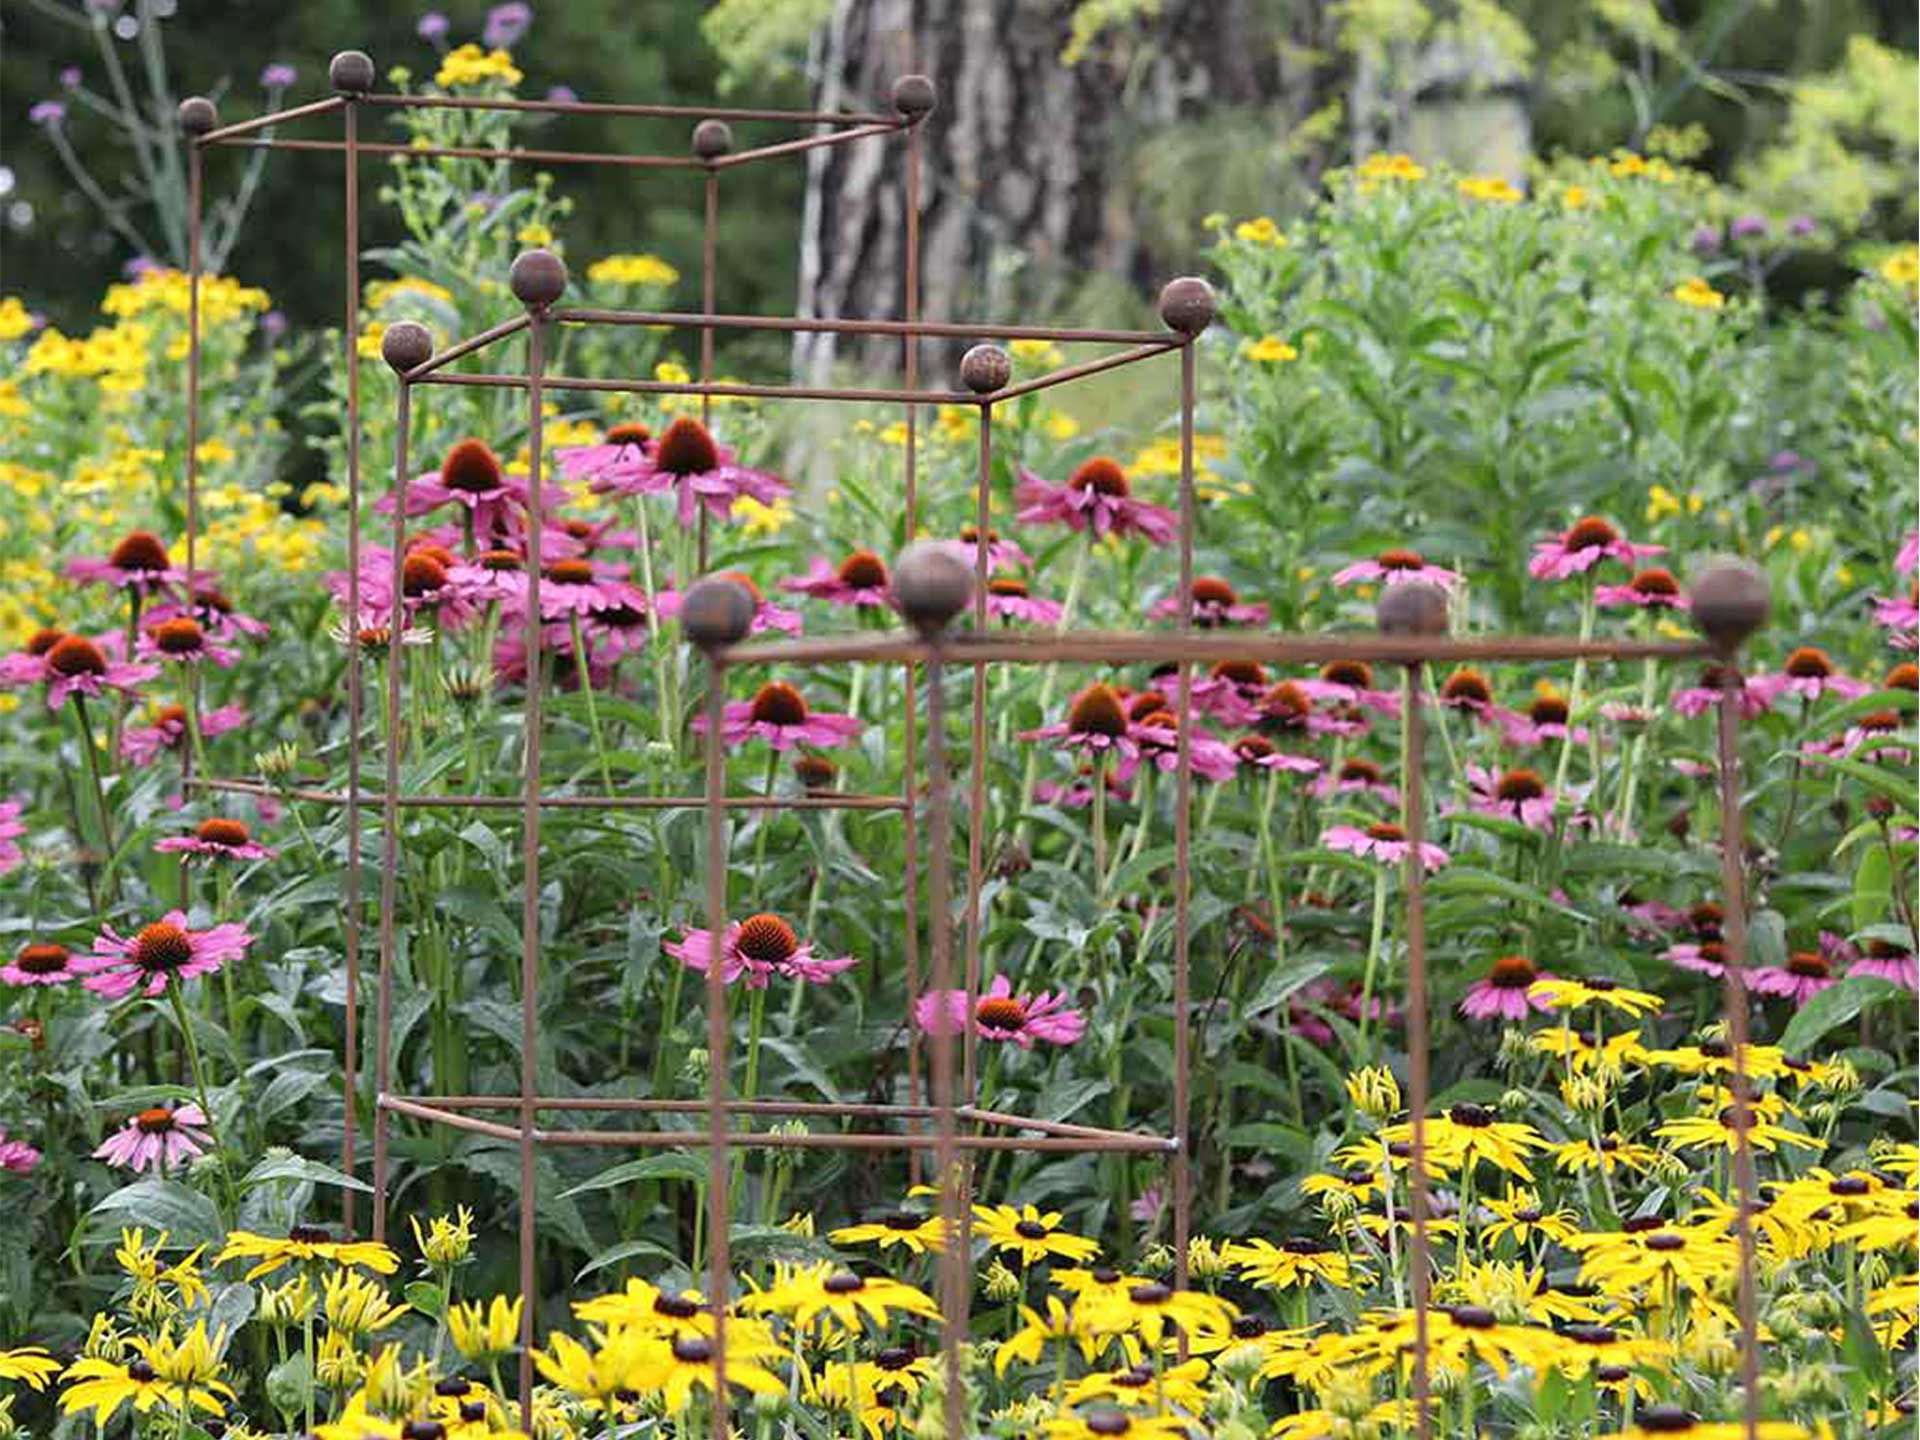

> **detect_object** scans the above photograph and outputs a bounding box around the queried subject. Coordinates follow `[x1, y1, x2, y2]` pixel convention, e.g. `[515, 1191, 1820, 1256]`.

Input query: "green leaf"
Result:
[1428, 866, 1590, 921]
[1777, 976, 1900, 1055]
[574, 1238, 681, 1283]
[266, 1352, 312, 1418]
[87, 1180, 223, 1249]
[1853, 846, 1895, 932]
[242, 1154, 373, 1195]
[560, 1152, 707, 1200]
[405, 1280, 448, 1320]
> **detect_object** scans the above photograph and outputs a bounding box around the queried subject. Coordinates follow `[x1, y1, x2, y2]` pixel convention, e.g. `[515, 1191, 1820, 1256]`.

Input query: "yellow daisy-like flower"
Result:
[815, 1349, 934, 1439]
[1355, 152, 1426, 183]
[572, 1278, 710, 1335]
[832, 1209, 949, 1255]
[627, 1331, 785, 1413]
[1458, 175, 1523, 204]
[1529, 977, 1662, 1017]
[1076, 1279, 1235, 1346]
[1654, 1104, 1823, 1156]
[1241, 334, 1299, 364]
[435, 44, 523, 89]
[1234, 216, 1288, 247]
[1225, 1237, 1369, 1292]
[1645, 1040, 1789, 1080]
[1567, 1223, 1738, 1300]
[1878, 246, 1918, 288]
[1480, 1188, 1579, 1248]
[1386, 1105, 1551, 1181]
[974, 1203, 1100, 1266]
[131, 1322, 235, 1414]
[57, 1355, 184, 1426]
[1044, 1408, 1192, 1440]
[1671, 277, 1726, 311]
[1867, 1272, 1918, 1347]
[215, 1226, 401, 1281]
[1603, 1412, 1808, 1440]
[997, 1294, 1104, 1373]
[1064, 1356, 1209, 1411]
[0, 1346, 60, 1390]
[1554, 1134, 1659, 1176]
[739, 1263, 940, 1334]
[450, 1294, 524, 1361]
[1301, 1165, 1382, 1206]
[410, 1206, 476, 1265]
[1561, 184, 1590, 210]
[587, 253, 680, 288]
[1009, 337, 1065, 367]
[1345, 1065, 1401, 1121]
[516, 222, 554, 248]
[0, 296, 33, 342]
[323, 1268, 410, 1337]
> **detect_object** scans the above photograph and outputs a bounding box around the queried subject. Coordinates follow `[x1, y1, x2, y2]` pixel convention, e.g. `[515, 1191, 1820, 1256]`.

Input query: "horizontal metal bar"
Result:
[191, 778, 907, 812]
[710, 123, 901, 170]
[195, 94, 346, 145]
[207, 136, 704, 168]
[715, 630, 1718, 670]
[403, 313, 531, 380]
[550, 307, 1170, 345]
[413, 371, 983, 406]
[990, 340, 1183, 401]
[360, 93, 899, 126]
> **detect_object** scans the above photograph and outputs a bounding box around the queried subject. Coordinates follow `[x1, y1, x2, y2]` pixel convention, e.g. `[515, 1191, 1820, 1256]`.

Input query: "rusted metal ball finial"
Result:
[1158, 276, 1217, 335]
[329, 50, 376, 95]
[177, 96, 219, 137]
[959, 344, 1011, 395]
[681, 577, 756, 651]
[692, 119, 733, 159]
[1688, 559, 1770, 651]
[1377, 582, 1449, 637]
[509, 249, 569, 309]
[380, 321, 434, 374]
[892, 74, 937, 120]
[893, 542, 973, 635]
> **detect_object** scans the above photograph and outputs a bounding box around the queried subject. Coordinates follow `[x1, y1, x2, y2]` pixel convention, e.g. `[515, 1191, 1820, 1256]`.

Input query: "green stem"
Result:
[72, 697, 118, 869]
[1356, 867, 1390, 1058]
[169, 978, 239, 1218]
[569, 613, 615, 793]
[1552, 576, 1596, 797]
[1016, 537, 1092, 832]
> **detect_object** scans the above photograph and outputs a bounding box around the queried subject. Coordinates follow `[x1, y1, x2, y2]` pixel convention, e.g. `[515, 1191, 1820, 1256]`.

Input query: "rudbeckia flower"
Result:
[1527, 976, 1662, 1018]
[1064, 1357, 1210, 1411]
[627, 1330, 785, 1411]
[572, 1278, 706, 1335]
[738, 1263, 940, 1333]
[1602, 1405, 1810, 1440]
[1553, 1134, 1658, 1176]
[1043, 1409, 1191, 1440]
[1654, 1104, 1823, 1156]
[1479, 1187, 1579, 1247]
[57, 1355, 188, 1427]
[831, 1209, 949, 1255]
[0, 1346, 59, 1389]
[1075, 1279, 1235, 1346]
[76, 912, 253, 999]
[214, 1226, 401, 1280]
[1224, 1237, 1368, 1291]
[450, 1293, 524, 1360]
[1389, 1104, 1550, 1181]
[974, 1203, 1099, 1265]
[1014, 457, 1177, 545]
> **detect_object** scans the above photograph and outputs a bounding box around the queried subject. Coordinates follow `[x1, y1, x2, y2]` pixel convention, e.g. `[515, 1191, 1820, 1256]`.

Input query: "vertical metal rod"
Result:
[961, 409, 990, 1103]
[703, 660, 734, 1439]
[341, 94, 364, 1235]
[697, 169, 718, 574]
[1715, 671, 1761, 1440]
[1401, 663, 1433, 1440]
[516, 309, 549, 1430]
[1170, 342, 1195, 1288]
[923, 643, 966, 1440]
[181, 145, 202, 924]
[899, 123, 926, 1176]
[373, 381, 411, 1244]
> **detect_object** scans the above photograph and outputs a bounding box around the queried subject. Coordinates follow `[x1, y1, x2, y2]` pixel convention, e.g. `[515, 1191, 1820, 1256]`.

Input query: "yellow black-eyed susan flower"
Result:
[974, 1203, 1100, 1266]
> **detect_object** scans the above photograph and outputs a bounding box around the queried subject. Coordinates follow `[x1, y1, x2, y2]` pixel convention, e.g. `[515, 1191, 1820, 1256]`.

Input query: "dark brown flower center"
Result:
[1784, 646, 1833, 678]
[402, 554, 449, 598]
[1449, 1304, 1496, 1329]
[1067, 684, 1128, 739]
[128, 1358, 157, 1383]
[606, 422, 652, 446]
[654, 1293, 701, 1318]
[1786, 951, 1829, 978]
[1320, 659, 1373, 689]
[133, 922, 194, 972]
[794, 755, 836, 789]
[1211, 659, 1267, 689]
[47, 635, 107, 677]
[654, 417, 721, 476]
[1068, 457, 1129, 497]
[1859, 709, 1901, 732]
[748, 682, 808, 727]
[1489, 955, 1536, 988]
[1889, 663, 1919, 691]
[989, 576, 1029, 598]
[1127, 1282, 1172, 1305]
[1630, 567, 1680, 599]
[1529, 696, 1569, 725]
[288, 1223, 333, 1244]
[440, 439, 503, 494]
[111, 531, 171, 572]
[477, 548, 521, 572]
[1441, 668, 1491, 705]
[1262, 681, 1311, 720]
[1495, 768, 1546, 802]
[545, 558, 596, 586]
[670, 1335, 713, 1364]
[196, 818, 251, 848]
[26, 628, 67, 657]
[1364, 822, 1406, 842]
[135, 1107, 178, 1134]
[152, 618, 206, 655]
[1564, 516, 1619, 551]
[1014, 1218, 1050, 1239]
[1282, 1238, 1328, 1254]
[16, 944, 67, 975]
[1688, 902, 1723, 935]
[1086, 1410, 1132, 1437]
[874, 1345, 916, 1371]
[822, 1271, 866, 1294]
[1234, 735, 1275, 762]
[1377, 548, 1425, 571]
[976, 996, 1027, 1030]
[1697, 940, 1727, 968]
[836, 550, 888, 590]
[1339, 758, 1382, 784]
[1637, 1404, 1697, 1433]
[1449, 1102, 1495, 1128]
[1192, 576, 1237, 607]
[735, 914, 799, 965]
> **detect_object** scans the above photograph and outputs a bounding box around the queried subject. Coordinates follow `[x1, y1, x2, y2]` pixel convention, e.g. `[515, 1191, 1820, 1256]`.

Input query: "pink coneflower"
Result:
[654, 573, 801, 636]
[957, 525, 1031, 574]
[913, 973, 1085, 1048]
[1595, 567, 1688, 610]
[1332, 548, 1463, 592]
[545, 514, 640, 560]
[385, 439, 548, 533]
[1149, 576, 1269, 628]
[590, 416, 788, 527]
[1622, 897, 1687, 935]
[93, 1104, 211, 1174]
[1851, 937, 1918, 990]
[0, 1133, 40, 1176]
[1898, 530, 1918, 575]
[1322, 821, 1449, 870]
[0, 627, 69, 688]
[1751, 647, 1871, 704]
[40, 634, 159, 711]
[0, 800, 20, 875]
[1748, 948, 1840, 1006]
[555, 422, 654, 487]
[122, 703, 246, 767]
[448, 547, 530, 605]
[1188, 660, 1269, 727]
[1315, 758, 1398, 804]
[1231, 734, 1321, 776]
[1257, 680, 1358, 738]
[136, 617, 239, 668]
[155, 818, 277, 862]
[2, 942, 75, 987]
[1671, 663, 1775, 718]
[1020, 684, 1139, 762]
[75, 912, 253, 999]
[1665, 938, 1728, 978]
[1466, 764, 1556, 829]
[983, 576, 1063, 626]
[1873, 586, 1918, 649]
[1528, 516, 1662, 581]
[1036, 767, 1133, 810]
[492, 630, 616, 693]
[697, 681, 860, 752]
[1459, 955, 1556, 1022]
[1299, 659, 1401, 716]
[147, 585, 270, 641]
[665, 914, 855, 989]
[524, 557, 649, 621]
[1497, 693, 1589, 747]
[781, 550, 893, 609]
[1803, 707, 1912, 762]
[1437, 668, 1496, 719]
[66, 530, 189, 595]
[1014, 457, 1176, 545]
[1115, 710, 1240, 783]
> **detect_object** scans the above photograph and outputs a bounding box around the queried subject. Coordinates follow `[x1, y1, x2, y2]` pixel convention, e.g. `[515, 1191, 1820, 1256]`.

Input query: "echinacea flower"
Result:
[1188, 660, 1269, 726]
[387, 439, 539, 533]
[136, 616, 239, 668]
[1465, 764, 1558, 830]
[590, 416, 788, 527]
[1751, 646, 1871, 703]
[1149, 575, 1269, 627]
[0, 799, 21, 875]
[1014, 457, 1176, 544]
[1437, 666, 1496, 718]
[956, 523, 1030, 573]
[66, 530, 189, 595]
[654, 572, 802, 636]
[782, 550, 894, 609]
[1115, 709, 1240, 783]
[75, 912, 254, 999]
[1497, 692, 1588, 746]
[1258, 679, 1357, 737]
[1321, 822, 1448, 871]
[914, 973, 1085, 1048]
[39, 634, 160, 710]
[1459, 955, 1557, 1022]
[1595, 566, 1688, 610]
[525, 557, 649, 621]
[1528, 516, 1662, 581]
[3, 941, 75, 987]
[1231, 734, 1320, 776]
[1747, 948, 1842, 1006]
[122, 703, 246, 766]
[1332, 548, 1463, 592]
[94, 1104, 211, 1173]
[154, 818, 277, 862]
[1664, 937, 1729, 978]
[698, 681, 861, 751]
[984, 575, 1064, 626]
[1300, 659, 1400, 715]
[665, 913, 855, 989]
[1850, 937, 1917, 989]
[1315, 757, 1397, 803]
[1021, 684, 1138, 761]
[1671, 663, 1775, 718]
[146, 586, 270, 641]
[0, 1131, 42, 1174]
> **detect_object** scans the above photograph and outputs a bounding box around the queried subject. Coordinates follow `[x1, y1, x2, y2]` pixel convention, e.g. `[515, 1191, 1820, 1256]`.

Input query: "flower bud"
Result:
[982, 1260, 1021, 1302]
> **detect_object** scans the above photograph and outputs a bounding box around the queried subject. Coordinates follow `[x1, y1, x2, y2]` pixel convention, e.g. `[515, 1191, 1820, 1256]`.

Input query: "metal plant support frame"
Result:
[177, 54, 1776, 1440]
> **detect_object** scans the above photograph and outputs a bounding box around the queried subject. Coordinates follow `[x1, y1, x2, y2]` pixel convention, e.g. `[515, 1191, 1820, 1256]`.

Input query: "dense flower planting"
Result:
[2, 26, 1917, 1440]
